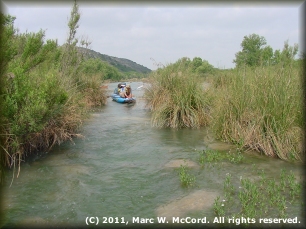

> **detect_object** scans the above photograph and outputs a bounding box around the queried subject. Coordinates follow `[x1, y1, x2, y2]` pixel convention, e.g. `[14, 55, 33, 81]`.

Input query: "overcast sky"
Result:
[2, 1, 303, 70]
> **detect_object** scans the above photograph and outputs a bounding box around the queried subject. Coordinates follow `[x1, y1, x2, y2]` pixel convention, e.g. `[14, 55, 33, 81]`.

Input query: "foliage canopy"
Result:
[233, 33, 299, 68]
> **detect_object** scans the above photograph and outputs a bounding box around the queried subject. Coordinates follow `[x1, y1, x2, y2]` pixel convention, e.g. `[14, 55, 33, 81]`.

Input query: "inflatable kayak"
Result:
[111, 94, 136, 103]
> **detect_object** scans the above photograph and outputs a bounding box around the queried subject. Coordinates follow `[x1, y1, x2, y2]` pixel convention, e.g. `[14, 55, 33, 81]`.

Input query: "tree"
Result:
[233, 33, 271, 67]
[60, 0, 91, 79]
[60, 0, 80, 76]
[279, 40, 298, 67]
[196, 60, 215, 74]
[190, 57, 214, 74]
[271, 41, 298, 67]
[191, 57, 202, 72]
[260, 45, 273, 66]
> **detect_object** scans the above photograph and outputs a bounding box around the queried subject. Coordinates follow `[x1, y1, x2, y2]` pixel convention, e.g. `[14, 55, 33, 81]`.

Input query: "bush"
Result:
[79, 58, 122, 81]
[1, 2, 108, 171]
[144, 58, 211, 128]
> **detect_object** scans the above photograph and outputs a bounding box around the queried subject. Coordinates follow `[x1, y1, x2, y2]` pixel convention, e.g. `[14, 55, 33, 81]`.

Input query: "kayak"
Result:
[111, 94, 136, 103]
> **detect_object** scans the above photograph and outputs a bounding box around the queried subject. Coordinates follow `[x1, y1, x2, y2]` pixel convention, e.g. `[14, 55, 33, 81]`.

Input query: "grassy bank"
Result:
[210, 63, 304, 162]
[144, 55, 304, 162]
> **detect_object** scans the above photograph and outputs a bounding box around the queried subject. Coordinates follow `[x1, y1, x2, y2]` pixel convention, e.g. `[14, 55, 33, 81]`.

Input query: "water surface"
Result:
[2, 82, 304, 227]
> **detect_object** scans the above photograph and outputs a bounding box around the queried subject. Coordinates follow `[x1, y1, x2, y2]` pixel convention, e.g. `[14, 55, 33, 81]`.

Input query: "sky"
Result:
[1, 1, 303, 70]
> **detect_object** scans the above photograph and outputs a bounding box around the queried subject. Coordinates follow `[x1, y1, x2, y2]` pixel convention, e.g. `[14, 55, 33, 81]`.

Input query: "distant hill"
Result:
[77, 47, 152, 74]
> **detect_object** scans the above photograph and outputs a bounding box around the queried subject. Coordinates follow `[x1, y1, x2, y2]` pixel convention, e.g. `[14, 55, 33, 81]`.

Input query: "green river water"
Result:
[1, 82, 304, 228]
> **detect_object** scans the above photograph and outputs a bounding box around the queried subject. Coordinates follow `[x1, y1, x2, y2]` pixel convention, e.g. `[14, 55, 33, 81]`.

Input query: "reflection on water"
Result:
[1, 82, 304, 227]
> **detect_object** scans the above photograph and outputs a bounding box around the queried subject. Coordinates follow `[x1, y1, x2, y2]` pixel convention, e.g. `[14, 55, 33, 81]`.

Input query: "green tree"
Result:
[233, 33, 271, 67]
[190, 57, 215, 74]
[260, 45, 273, 66]
[279, 40, 299, 67]
[272, 49, 281, 65]
[191, 57, 202, 72]
[196, 60, 215, 74]
[271, 41, 298, 67]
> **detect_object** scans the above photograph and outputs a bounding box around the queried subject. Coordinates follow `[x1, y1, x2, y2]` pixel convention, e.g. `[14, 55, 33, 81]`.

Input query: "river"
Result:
[1, 82, 304, 228]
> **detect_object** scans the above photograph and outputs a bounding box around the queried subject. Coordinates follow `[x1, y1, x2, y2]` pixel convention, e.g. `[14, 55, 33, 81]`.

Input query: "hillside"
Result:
[77, 47, 152, 74]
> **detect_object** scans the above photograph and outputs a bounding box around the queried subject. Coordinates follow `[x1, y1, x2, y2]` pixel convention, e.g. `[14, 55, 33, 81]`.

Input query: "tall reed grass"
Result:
[211, 63, 304, 162]
[144, 58, 211, 128]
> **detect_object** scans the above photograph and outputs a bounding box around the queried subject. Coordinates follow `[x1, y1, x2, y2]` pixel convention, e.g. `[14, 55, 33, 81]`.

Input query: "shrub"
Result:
[144, 58, 211, 128]
[1, 1, 107, 173]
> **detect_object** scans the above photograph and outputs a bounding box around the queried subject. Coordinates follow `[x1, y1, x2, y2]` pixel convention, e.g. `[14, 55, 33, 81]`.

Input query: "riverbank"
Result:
[143, 58, 304, 163]
[208, 64, 304, 162]
[0, 12, 108, 175]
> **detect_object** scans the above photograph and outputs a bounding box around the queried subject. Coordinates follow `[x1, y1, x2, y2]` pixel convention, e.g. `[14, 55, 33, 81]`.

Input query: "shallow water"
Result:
[1, 82, 304, 228]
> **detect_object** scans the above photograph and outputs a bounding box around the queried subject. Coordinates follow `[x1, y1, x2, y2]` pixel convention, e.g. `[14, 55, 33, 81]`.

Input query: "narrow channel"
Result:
[2, 82, 303, 227]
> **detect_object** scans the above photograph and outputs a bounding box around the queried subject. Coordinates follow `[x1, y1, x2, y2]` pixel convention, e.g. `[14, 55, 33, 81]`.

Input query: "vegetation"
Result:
[78, 50, 150, 82]
[0, 1, 107, 176]
[210, 40, 303, 162]
[78, 47, 151, 81]
[196, 149, 304, 226]
[0, 1, 151, 179]
[79, 58, 122, 82]
[144, 57, 212, 128]
[213, 169, 304, 227]
[233, 33, 272, 67]
[0, 0, 303, 190]
[233, 33, 299, 68]
[190, 57, 216, 75]
[198, 149, 244, 165]
[178, 164, 196, 187]
[144, 33, 304, 163]
[0, 13, 12, 183]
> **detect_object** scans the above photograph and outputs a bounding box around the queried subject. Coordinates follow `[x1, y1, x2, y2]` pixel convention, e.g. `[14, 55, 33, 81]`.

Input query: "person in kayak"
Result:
[119, 84, 132, 98]
[124, 84, 133, 98]
[114, 83, 122, 94]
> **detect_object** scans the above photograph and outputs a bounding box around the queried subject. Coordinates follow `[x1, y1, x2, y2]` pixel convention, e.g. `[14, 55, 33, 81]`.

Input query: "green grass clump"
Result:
[210, 64, 304, 162]
[198, 149, 244, 165]
[144, 58, 211, 128]
[198, 149, 226, 164]
[178, 165, 196, 187]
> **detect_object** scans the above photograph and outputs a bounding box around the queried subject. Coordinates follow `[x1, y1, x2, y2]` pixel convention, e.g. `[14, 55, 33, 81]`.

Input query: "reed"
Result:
[144, 58, 211, 128]
[210, 63, 304, 162]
